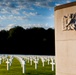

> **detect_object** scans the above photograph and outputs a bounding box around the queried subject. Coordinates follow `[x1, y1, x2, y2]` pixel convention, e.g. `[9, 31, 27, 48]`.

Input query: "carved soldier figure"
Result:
[66, 13, 76, 30]
[63, 13, 76, 30]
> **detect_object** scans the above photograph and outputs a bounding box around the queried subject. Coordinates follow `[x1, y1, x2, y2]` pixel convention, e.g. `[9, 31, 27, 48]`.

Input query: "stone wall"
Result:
[55, 1, 76, 75]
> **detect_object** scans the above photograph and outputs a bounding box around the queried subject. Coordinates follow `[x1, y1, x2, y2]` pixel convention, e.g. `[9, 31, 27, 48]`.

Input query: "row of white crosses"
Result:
[15, 56, 25, 74]
[24, 56, 39, 69]
[40, 56, 55, 71]
[22, 55, 55, 71]
[3, 55, 55, 71]
[41, 56, 55, 71]
[0, 55, 8, 64]
[0, 55, 55, 74]
[2, 55, 8, 62]
[0, 55, 14, 71]
[0, 55, 10, 64]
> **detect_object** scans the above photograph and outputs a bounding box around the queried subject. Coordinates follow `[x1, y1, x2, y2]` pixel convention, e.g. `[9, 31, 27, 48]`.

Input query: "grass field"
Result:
[0, 57, 55, 75]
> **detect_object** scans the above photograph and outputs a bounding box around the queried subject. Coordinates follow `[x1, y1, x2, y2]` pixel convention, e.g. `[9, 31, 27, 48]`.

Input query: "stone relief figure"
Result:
[63, 13, 76, 30]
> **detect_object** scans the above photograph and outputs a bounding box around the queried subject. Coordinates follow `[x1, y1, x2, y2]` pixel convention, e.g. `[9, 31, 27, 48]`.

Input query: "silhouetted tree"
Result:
[0, 26, 55, 55]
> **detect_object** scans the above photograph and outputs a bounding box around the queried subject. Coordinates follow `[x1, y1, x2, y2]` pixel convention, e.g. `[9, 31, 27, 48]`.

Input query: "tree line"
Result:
[0, 26, 55, 55]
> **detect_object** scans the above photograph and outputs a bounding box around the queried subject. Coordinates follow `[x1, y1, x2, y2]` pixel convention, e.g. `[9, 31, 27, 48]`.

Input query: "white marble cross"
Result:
[9, 58, 12, 66]
[22, 60, 25, 74]
[47, 58, 50, 65]
[41, 58, 45, 67]
[50, 58, 55, 71]
[6, 59, 10, 70]
[34, 59, 38, 69]
[2, 57, 5, 62]
[36, 57, 39, 61]
[27, 57, 30, 63]
[30, 58, 33, 65]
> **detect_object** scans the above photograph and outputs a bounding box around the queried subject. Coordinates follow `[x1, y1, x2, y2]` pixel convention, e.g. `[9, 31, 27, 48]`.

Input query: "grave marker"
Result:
[34, 59, 38, 69]
[50, 58, 55, 71]
[47, 58, 50, 65]
[6, 59, 10, 70]
[41, 58, 45, 67]
[9, 58, 12, 66]
[30, 58, 33, 65]
[22, 60, 25, 74]
[27, 57, 30, 63]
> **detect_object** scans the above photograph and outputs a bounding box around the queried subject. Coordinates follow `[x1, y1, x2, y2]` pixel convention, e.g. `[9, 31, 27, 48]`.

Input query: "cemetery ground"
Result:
[0, 56, 55, 75]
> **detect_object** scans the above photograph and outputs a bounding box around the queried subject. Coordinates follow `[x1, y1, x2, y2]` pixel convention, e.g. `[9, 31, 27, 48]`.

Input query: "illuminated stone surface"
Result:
[55, 1, 76, 75]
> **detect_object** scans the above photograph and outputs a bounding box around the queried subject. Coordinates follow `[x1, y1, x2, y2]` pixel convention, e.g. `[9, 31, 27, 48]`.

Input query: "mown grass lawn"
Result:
[0, 57, 55, 75]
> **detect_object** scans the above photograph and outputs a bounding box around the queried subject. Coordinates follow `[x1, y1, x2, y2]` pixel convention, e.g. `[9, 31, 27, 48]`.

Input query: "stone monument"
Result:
[55, 1, 76, 75]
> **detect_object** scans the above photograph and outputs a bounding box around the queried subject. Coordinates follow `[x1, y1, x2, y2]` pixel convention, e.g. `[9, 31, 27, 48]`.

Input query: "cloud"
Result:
[1, 22, 53, 31]
[0, 7, 20, 15]
[21, 23, 52, 29]
[34, 1, 56, 8]
[66, 0, 71, 3]
[47, 14, 54, 19]
[0, 23, 16, 30]
[10, 9, 20, 15]
[5, 24, 16, 30]
[0, 0, 72, 16]
[0, 16, 6, 20]
[29, 12, 38, 16]
[0, 0, 73, 9]
[0, 15, 28, 21]
[0, 9, 9, 14]
[0, 0, 65, 10]
[55, 3, 61, 6]
[23, 11, 38, 17]
[0, 0, 35, 16]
